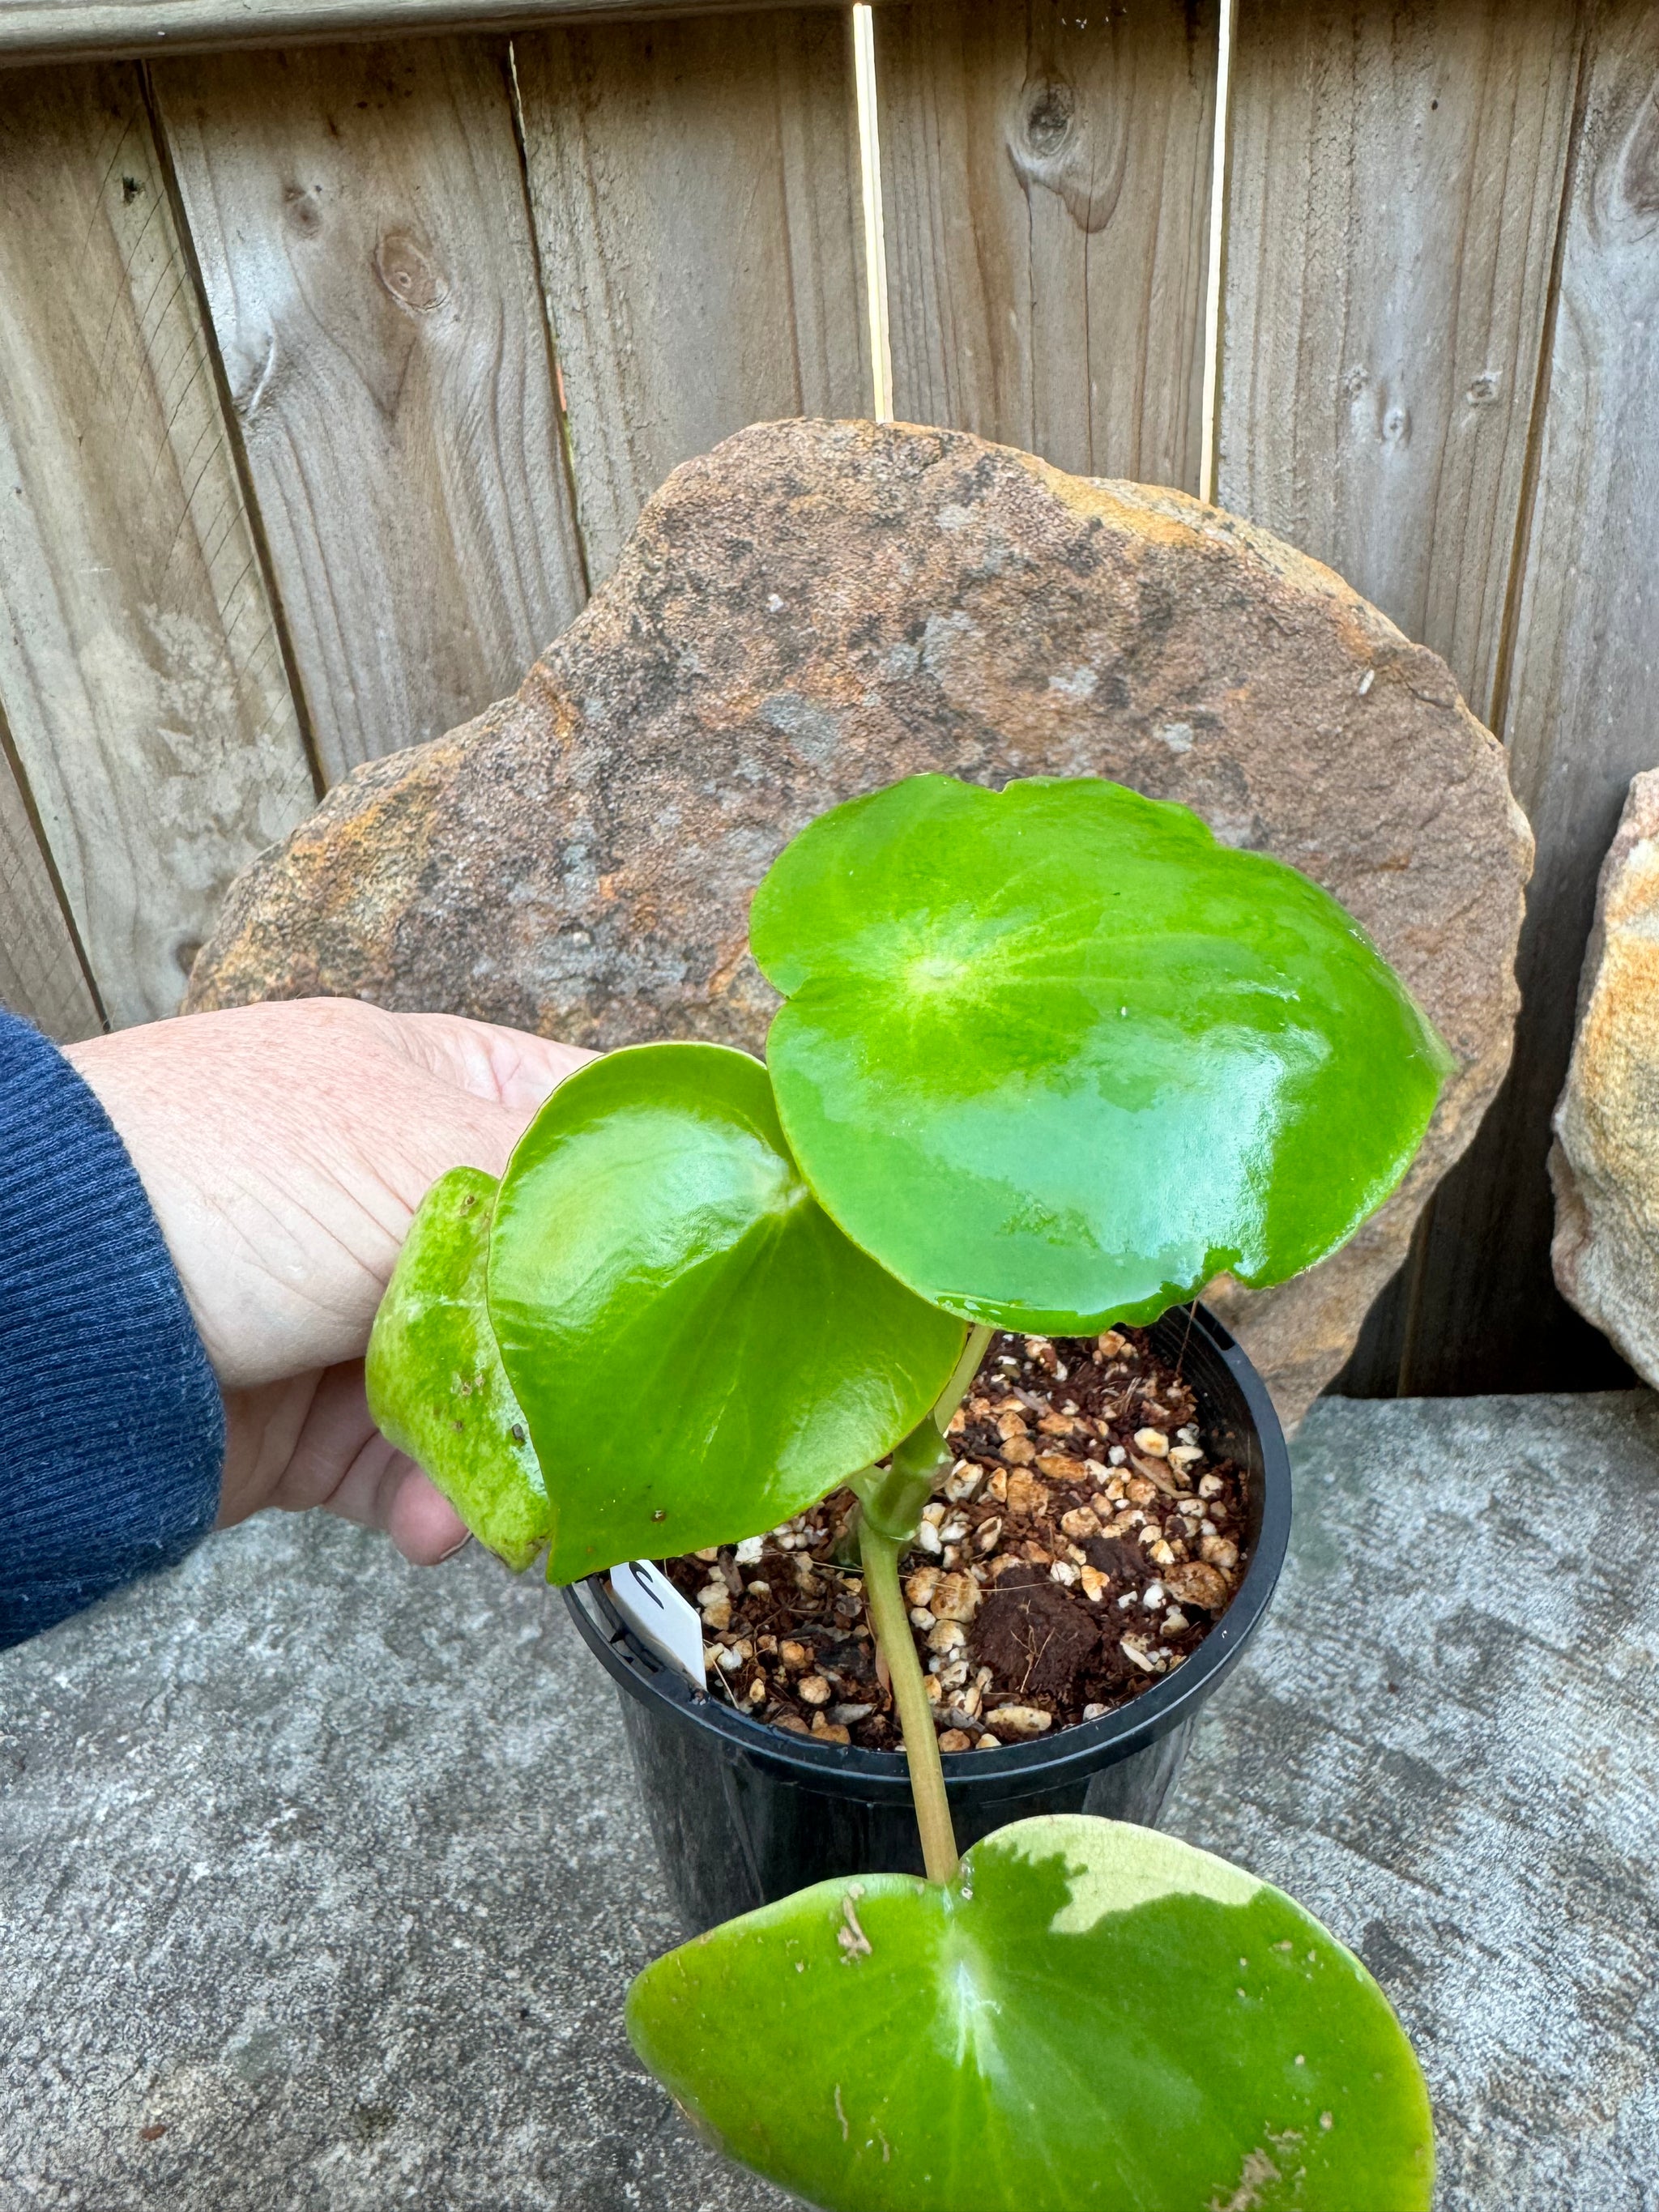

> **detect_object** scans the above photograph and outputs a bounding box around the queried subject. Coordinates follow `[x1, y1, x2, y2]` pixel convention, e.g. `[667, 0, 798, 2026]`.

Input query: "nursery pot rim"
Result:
[562, 1301, 1289, 1805]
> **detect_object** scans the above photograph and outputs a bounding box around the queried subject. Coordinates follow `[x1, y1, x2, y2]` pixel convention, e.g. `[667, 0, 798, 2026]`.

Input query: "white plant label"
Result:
[610, 1559, 706, 1690]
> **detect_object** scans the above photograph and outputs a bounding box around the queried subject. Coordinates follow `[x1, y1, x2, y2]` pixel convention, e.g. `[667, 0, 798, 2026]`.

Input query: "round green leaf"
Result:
[365, 1166, 552, 1570]
[488, 1042, 964, 1583]
[628, 1813, 1434, 2212]
[750, 775, 1455, 1332]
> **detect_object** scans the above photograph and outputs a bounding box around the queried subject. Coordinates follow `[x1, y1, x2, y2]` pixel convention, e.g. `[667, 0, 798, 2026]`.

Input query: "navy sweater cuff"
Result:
[1, 1012, 224, 1649]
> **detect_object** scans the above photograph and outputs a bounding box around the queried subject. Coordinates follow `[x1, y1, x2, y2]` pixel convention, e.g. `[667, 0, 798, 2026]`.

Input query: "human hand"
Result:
[66, 999, 591, 1564]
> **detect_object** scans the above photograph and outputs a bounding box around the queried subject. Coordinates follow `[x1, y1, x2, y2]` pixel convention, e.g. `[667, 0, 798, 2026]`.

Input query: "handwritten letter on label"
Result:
[610, 1560, 706, 1690]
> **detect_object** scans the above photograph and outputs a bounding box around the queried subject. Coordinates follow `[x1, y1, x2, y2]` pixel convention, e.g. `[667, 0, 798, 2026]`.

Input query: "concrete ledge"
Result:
[1171, 1392, 1659, 2211]
[2, 1392, 1656, 2208]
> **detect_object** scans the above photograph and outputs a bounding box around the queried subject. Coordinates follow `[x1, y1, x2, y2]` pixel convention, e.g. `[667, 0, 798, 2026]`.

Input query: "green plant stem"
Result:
[855, 1422, 945, 1542]
[856, 1323, 995, 1542]
[844, 1324, 992, 1888]
[930, 1322, 996, 1435]
[859, 1512, 959, 1884]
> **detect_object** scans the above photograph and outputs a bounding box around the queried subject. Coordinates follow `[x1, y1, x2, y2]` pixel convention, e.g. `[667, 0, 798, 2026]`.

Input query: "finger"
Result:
[237, 1361, 473, 1565]
[316, 1423, 471, 1564]
[217, 1374, 320, 1527]
[384, 1466, 473, 1566]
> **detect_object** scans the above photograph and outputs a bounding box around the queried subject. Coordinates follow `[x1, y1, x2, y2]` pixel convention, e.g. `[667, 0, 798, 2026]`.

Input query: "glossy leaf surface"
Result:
[751, 775, 1454, 1332]
[365, 1167, 551, 1570]
[488, 1043, 963, 1582]
[629, 1813, 1434, 2212]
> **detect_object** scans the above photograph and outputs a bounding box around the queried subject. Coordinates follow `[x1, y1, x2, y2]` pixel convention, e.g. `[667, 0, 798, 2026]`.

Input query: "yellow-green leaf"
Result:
[365, 1167, 551, 1570]
[628, 1814, 1434, 2212]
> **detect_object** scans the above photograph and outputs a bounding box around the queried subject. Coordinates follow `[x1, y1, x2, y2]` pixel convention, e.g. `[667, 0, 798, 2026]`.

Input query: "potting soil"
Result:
[660, 1327, 1251, 1754]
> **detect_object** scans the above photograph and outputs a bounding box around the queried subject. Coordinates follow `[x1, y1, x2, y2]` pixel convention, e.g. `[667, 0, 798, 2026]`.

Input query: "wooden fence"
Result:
[0, 0, 1654, 1401]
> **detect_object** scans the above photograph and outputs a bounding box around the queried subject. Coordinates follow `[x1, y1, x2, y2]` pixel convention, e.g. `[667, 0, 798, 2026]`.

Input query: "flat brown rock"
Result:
[187, 419, 1532, 1423]
[1551, 769, 1659, 1383]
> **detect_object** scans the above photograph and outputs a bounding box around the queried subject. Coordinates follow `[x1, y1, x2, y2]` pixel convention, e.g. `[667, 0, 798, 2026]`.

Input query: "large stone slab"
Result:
[1552, 769, 1659, 1383]
[186, 419, 1531, 1424]
[2, 1392, 1654, 2209]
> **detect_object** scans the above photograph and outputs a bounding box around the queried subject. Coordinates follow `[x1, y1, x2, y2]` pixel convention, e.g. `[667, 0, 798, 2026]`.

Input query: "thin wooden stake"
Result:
[1198, 0, 1238, 506]
[851, 3, 893, 424]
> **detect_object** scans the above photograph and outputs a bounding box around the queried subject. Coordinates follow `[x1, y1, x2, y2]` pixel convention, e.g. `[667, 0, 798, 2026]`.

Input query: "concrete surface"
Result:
[2, 1393, 1655, 2209]
[1172, 1392, 1659, 2212]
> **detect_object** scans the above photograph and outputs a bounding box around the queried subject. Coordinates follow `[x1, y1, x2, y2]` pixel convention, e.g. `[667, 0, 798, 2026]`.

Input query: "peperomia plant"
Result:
[369, 775, 1448, 2210]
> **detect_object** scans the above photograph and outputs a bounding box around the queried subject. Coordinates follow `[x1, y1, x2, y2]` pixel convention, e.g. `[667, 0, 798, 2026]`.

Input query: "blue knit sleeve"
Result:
[0, 1012, 224, 1648]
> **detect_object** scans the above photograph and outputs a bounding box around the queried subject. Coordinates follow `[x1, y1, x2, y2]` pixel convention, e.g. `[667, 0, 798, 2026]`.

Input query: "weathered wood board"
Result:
[153, 39, 588, 781]
[1218, 0, 1580, 717]
[1406, 0, 1659, 1394]
[0, 0, 840, 72]
[0, 63, 314, 1026]
[513, 11, 869, 586]
[0, 739, 100, 1041]
[1214, 0, 1584, 1396]
[0, 0, 1650, 1410]
[876, 0, 1217, 492]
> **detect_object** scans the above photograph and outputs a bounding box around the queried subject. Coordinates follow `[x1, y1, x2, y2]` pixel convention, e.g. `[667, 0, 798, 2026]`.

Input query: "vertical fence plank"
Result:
[154, 40, 587, 782]
[0, 64, 314, 1026]
[513, 11, 869, 587]
[1216, 0, 1582, 1395]
[1405, 0, 1659, 1395]
[876, 0, 1218, 492]
[1219, 0, 1579, 718]
[0, 740, 100, 1040]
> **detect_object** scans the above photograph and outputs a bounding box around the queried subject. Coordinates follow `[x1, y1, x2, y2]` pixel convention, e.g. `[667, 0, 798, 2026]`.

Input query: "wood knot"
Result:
[1620, 88, 1659, 222]
[374, 227, 448, 314]
[1008, 75, 1123, 234]
[283, 182, 323, 237]
[1022, 79, 1075, 157]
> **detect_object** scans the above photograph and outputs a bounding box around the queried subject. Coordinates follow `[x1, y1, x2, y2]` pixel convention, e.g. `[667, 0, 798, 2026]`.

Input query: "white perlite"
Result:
[1552, 768, 1659, 1383]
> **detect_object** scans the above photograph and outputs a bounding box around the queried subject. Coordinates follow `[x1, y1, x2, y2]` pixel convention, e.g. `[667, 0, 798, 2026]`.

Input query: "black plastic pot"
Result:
[564, 1302, 1290, 1936]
